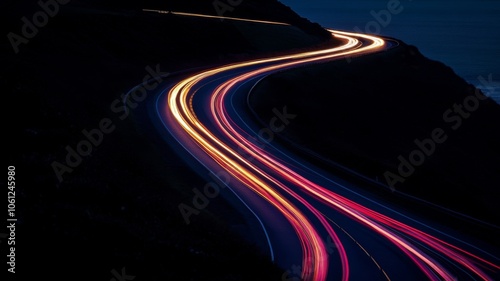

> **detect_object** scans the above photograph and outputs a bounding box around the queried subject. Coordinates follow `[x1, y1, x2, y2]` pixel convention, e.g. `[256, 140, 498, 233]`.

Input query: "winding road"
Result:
[146, 10, 500, 281]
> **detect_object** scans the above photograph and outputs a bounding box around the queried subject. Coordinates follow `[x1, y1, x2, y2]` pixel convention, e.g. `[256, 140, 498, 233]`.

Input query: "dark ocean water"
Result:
[280, 0, 500, 102]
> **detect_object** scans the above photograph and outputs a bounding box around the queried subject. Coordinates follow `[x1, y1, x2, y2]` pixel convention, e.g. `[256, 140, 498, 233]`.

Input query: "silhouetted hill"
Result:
[3, 1, 336, 280]
[3, 0, 331, 40]
[249, 43, 500, 234]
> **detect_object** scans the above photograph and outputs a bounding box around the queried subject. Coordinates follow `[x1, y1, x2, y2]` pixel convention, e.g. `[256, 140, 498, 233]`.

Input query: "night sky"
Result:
[280, 0, 500, 101]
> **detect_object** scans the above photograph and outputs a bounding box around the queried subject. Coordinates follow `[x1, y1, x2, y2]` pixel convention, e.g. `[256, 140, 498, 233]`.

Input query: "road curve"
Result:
[149, 11, 500, 281]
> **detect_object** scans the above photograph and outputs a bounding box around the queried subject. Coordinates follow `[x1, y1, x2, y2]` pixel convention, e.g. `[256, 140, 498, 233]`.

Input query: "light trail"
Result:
[143, 9, 290, 25]
[153, 12, 500, 281]
[209, 42, 499, 280]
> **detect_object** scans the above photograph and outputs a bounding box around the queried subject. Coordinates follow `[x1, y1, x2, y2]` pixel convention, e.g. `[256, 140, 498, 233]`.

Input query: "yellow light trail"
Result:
[154, 10, 498, 281]
[164, 27, 385, 280]
[142, 9, 290, 26]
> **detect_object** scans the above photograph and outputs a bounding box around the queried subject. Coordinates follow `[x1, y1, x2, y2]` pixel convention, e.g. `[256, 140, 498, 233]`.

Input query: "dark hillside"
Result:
[2, 1, 337, 280]
[249, 43, 500, 229]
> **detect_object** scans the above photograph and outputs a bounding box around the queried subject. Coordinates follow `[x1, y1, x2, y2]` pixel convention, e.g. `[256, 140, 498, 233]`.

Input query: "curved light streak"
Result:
[155, 12, 499, 281]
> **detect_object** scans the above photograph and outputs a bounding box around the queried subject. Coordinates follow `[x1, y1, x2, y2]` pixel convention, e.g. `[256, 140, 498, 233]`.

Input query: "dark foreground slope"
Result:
[249, 43, 500, 230]
[3, 1, 334, 280]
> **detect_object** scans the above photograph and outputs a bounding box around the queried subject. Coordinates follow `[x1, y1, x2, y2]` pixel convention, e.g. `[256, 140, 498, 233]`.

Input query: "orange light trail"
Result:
[155, 12, 499, 281]
[143, 9, 290, 25]
[163, 28, 382, 281]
